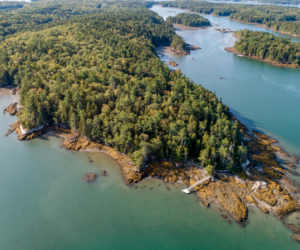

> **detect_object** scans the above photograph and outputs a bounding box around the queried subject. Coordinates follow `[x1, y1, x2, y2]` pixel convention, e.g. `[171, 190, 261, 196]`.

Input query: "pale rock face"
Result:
[252, 181, 268, 192]
[20, 125, 28, 135]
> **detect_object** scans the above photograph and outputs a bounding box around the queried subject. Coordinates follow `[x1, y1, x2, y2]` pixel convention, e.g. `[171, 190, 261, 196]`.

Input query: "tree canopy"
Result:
[161, 0, 300, 36]
[234, 30, 300, 66]
[0, 8, 247, 172]
[167, 13, 211, 27]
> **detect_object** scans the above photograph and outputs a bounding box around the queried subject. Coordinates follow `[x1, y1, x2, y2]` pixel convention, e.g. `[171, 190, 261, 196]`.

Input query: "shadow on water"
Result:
[231, 107, 300, 157]
[38, 136, 50, 141]
[229, 108, 258, 130]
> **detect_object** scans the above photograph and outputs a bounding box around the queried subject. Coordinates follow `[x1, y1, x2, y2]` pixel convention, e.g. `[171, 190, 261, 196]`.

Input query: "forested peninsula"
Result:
[225, 30, 300, 67]
[167, 13, 211, 27]
[159, 0, 300, 37]
[0, 9, 247, 173]
[0, 0, 300, 240]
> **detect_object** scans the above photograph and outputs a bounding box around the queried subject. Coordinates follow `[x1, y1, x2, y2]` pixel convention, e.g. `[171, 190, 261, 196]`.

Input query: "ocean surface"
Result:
[0, 3, 300, 250]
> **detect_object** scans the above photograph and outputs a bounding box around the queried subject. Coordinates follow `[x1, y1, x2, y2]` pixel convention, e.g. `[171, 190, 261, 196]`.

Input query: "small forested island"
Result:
[167, 13, 211, 27]
[0, 0, 300, 243]
[225, 30, 300, 67]
[160, 0, 300, 37]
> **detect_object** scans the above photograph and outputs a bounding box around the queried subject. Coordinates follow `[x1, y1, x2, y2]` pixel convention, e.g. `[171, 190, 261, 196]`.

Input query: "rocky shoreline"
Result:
[231, 18, 300, 39]
[225, 46, 300, 69]
[171, 43, 201, 55]
[173, 23, 210, 30]
[2, 88, 300, 242]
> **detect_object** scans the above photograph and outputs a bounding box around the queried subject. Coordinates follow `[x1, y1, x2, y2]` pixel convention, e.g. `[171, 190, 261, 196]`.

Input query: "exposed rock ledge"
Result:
[169, 60, 178, 67]
[3, 102, 20, 115]
[15, 123, 45, 140]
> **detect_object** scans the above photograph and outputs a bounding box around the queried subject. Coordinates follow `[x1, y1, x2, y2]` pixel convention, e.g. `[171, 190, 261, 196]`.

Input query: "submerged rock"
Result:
[293, 233, 300, 243]
[286, 223, 300, 234]
[221, 213, 228, 219]
[84, 173, 97, 183]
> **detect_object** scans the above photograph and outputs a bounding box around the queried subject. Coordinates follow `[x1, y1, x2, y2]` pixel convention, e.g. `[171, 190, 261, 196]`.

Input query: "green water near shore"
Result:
[1, 4, 300, 249]
[0, 92, 299, 249]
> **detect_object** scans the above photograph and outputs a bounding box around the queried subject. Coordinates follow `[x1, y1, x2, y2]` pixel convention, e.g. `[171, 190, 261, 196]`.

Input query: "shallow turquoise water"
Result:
[1, 5, 300, 249]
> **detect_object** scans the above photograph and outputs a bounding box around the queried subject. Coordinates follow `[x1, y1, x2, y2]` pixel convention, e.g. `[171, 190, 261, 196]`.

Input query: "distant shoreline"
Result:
[152, 4, 300, 39]
[173, 23, 211, 30]
[225, 46, 300, 69]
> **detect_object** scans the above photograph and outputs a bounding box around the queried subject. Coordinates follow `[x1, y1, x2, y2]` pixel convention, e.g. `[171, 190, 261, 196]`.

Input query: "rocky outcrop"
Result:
[3, 102, 19, 115]
[84, 173, 97, 183]
[143, 161, 190, 184]
[55, 128, 141, 184]
[196, 176, 249, 223]
[286, 223, 300, 234]
[169, 60, 178, 67]
[224, 47, 236, 53]
[218, 192, 247, 223]
[285, 223, 300, 242]
[5, 121, 19, 136]
[276, 200, 299, 218]
[187, 45, 201, 50]
[15, 125, 44, 141]
[254, 185, 277, 206]
[251, 181, 267, 192]
[294, 234, 300, 243]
